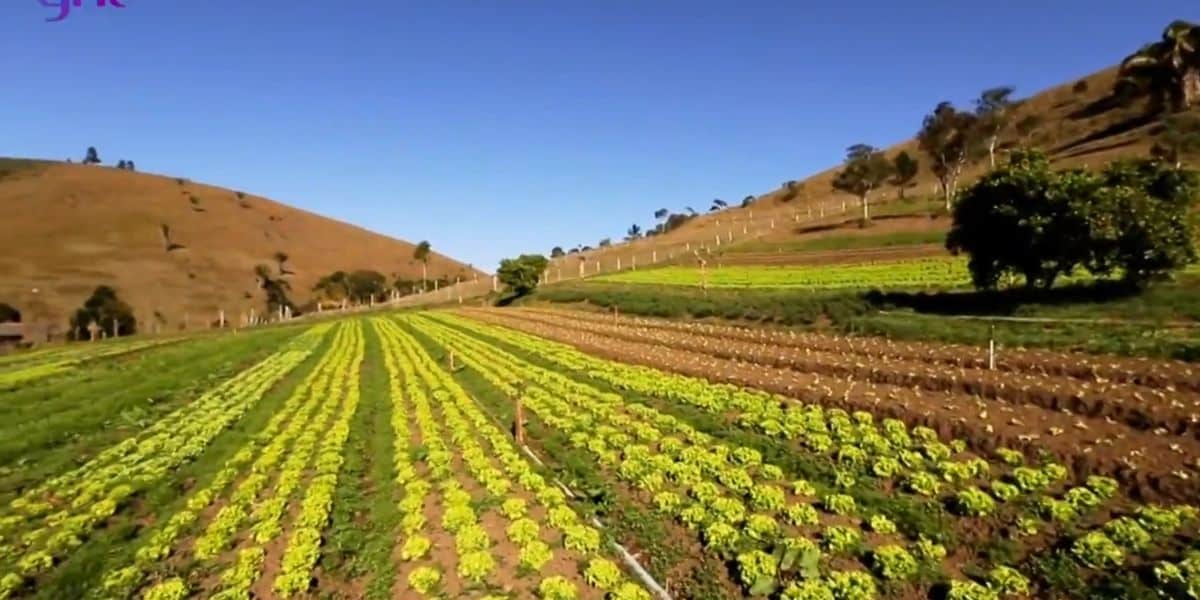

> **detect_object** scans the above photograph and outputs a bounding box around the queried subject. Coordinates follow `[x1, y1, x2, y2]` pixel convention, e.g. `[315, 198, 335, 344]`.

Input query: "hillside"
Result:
[543, 64, 1198, 274]
[0, 159, 482, 330]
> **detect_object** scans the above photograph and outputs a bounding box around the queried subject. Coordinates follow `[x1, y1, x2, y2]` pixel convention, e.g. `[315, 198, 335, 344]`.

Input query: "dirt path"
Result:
[458, 309, 1200, 504]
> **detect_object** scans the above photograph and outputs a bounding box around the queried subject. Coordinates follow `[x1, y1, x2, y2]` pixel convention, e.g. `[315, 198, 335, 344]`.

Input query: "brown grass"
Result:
[0, 160, 482, 327]
[555, 65, 1197, 271]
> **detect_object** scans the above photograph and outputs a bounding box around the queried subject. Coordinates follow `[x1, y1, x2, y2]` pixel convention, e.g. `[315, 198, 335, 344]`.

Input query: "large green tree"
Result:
[831, 144, 892, 223]
[947, 150, 1094, 290]
[1118, 20, 1200, 112]
[1083, 159, 1199, 286]
[497, 254, 550, 298]
[948, 149, 1199, 290]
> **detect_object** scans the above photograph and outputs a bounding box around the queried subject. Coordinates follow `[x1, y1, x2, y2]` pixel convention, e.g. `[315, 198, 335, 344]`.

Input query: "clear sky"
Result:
[3, 2, 1196, 271]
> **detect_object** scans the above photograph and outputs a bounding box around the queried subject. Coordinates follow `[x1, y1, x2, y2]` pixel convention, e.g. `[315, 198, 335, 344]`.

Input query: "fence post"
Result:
[988, 323, 997, 370]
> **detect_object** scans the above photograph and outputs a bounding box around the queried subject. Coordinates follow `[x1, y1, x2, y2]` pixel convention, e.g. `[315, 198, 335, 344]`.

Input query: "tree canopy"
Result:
[918, 102, 982, 210]
[890, 151, 919, 199]
[947, 149, 1198, 290]
[831, 144, 892, 222]
[1118, 20, 1200, 112]
[70, 286, 136, 339]
[497, 254, 550, 297]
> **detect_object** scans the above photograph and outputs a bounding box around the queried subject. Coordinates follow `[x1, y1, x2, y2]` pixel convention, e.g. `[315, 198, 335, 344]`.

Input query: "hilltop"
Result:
[545, 63, 1199, 273]
[0, 159, 482, 329]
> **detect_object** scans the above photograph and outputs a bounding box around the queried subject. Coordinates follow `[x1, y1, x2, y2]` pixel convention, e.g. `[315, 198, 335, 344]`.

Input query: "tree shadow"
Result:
[862, 281, 1142, 316]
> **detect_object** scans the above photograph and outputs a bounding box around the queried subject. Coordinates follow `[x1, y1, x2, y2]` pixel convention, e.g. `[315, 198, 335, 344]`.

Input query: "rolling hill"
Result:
[541, 63, 1199, 276]
[0, 159, 483, 330]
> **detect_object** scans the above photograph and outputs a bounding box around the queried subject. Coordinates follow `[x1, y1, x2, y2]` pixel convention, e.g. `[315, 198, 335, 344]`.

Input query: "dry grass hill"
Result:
[0, 159, 482, 330]
[545, 64, 1199, 274]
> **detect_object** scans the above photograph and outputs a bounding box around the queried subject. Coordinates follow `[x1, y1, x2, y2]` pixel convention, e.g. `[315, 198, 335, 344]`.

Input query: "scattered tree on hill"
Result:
[684, 206, 697, 216]
[347, 270, 388, 303]
[741, 195, 756, 208]
[1118, 20, 1200, 112]
[831, 144, 892, 224]
[82, 147, 101, 165]
[781, 180, 806, 203]
[918, 102, 982, 211]
[0, 303, 19, 323]
[890, 151, 919, 199]
[709, 199, 727, 212]
[497, 254, 550, 298]
[127, 160, 136, 171]
[975, 86, 1016, 169]
[1152, 112, 1200, 168]
[413, 240, 432, 291]
[654, 208, 669, 222]
[116, 160, 127, 170]
[313, 271, 351, 302]
[550, 246, 565, 258]
[70, 286, 136, 340]
[947, 149, 1199, 290]
[254, 264, 295, 315]
[598, 238, 612, 247]
[662, 212, 695, 234]
[626, 224, 642, 240]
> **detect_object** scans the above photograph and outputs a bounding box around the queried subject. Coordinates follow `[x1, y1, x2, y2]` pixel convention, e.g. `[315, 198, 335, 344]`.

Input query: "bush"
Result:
[1072, 79, 1089, 94]
[0, 303, 19, 323]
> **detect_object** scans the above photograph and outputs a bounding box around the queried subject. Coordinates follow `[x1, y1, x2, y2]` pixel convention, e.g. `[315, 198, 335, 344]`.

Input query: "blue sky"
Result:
[3, 2, 1196, 270]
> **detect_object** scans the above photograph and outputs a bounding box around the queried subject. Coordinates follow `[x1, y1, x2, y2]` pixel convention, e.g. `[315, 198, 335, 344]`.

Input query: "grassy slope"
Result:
[0, 159, 483, 327]
[543, 65, 1198, 272]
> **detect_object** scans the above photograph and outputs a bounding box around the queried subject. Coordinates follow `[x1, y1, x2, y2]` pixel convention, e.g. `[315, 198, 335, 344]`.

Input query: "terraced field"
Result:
[592, 259, 1200, 290]
[1, 310, 1197, 599]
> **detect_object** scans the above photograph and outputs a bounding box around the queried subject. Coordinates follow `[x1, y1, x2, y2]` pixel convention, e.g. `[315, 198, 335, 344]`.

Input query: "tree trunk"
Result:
[421, 262, 428, 291]
[861, 193, 870, 223]
[988, 136, 997, 169]
[1183, 68, 1200, 109]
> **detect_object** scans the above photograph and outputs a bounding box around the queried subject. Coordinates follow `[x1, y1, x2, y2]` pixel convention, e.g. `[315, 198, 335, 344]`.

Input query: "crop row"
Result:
[0, 337, 179, 390]
[412, 312, 1198, 598]
[495, 308, 1200, 437]
[374, 317, 651, 599]
[517, 306, 1200, 391]
[106, 320, 362, 600]
[592, 259, 1199, 290]
[0, 323, 332, 599]
[462, 308, 1200, 502]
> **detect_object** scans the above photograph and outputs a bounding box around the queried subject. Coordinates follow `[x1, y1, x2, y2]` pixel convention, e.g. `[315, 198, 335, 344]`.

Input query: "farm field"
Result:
[0, 311, 1198, 599]
[592, 259, 1200, 290]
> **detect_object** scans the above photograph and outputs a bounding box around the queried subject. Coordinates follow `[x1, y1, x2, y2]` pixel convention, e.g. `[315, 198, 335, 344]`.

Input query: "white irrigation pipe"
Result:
[468, 388, 673, 600]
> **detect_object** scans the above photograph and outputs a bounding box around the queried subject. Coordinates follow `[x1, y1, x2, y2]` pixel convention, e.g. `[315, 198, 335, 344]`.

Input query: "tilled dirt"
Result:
[508, 308, 1200, 437]
[458, 308, 1200, 504]
[519, 306, 1200, 392]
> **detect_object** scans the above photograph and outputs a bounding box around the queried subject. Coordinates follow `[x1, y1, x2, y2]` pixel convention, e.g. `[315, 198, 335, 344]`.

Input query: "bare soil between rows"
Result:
[459, 308, 1200, 504]
[508, 308, 1200, 438]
